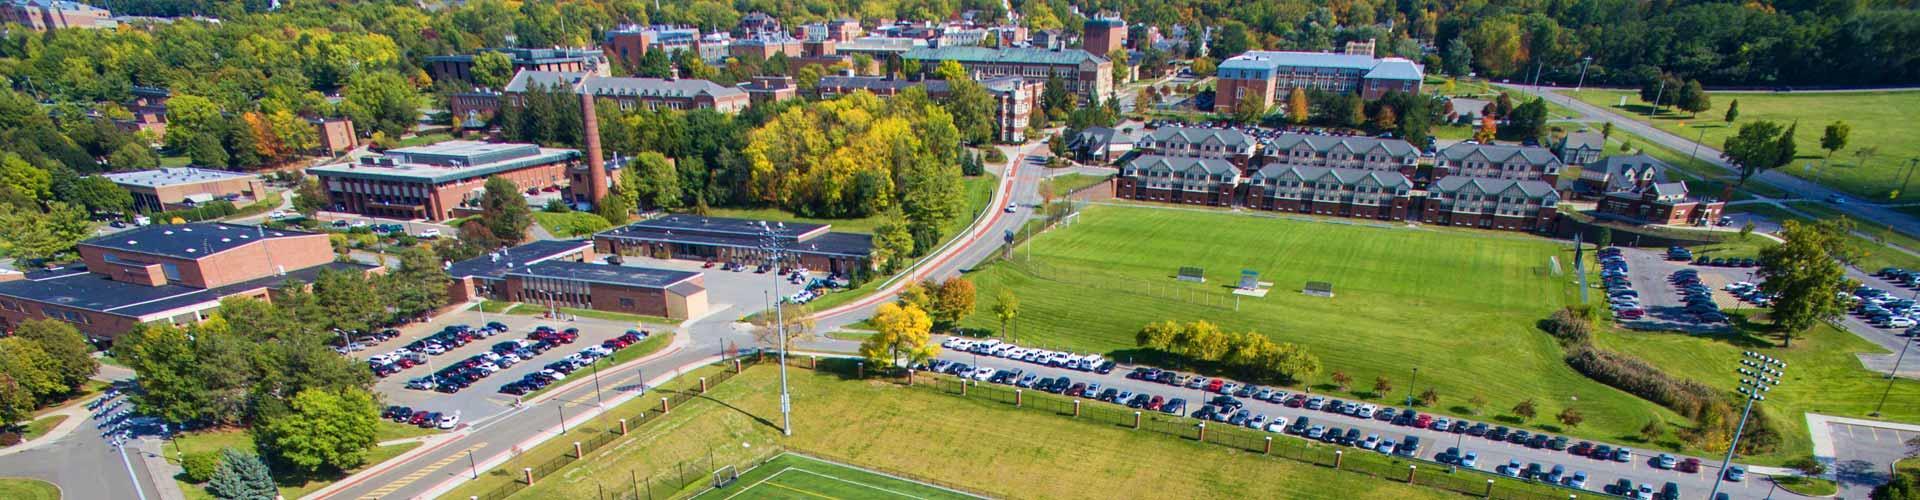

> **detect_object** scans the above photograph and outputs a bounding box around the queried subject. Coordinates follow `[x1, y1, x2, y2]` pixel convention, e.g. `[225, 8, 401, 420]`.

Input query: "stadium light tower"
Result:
[1709, 351, 1787, 499]
[759, 222, 793, 437]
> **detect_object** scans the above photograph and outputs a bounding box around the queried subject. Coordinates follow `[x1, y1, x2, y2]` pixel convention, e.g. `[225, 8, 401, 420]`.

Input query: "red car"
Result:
[1414, 414, 1434, 429]
[1205, 378, 1224, 393]
[1146, 396, 1165, 411]
[1285, 395, 1305, 408]
[1677, 458, 1701, 473]
[408, 412, 428, 426]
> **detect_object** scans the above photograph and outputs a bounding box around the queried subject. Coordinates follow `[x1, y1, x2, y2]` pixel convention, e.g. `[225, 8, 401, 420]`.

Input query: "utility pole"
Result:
[1651, 78, 1667, 118]
[1873, 336, 1914, 417]
[1574, 57, 1592, 92]
[1898, 158, 1920, 200]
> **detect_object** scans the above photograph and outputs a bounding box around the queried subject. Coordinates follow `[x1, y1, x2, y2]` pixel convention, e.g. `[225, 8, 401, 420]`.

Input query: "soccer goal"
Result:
[713, 465, 740, 489]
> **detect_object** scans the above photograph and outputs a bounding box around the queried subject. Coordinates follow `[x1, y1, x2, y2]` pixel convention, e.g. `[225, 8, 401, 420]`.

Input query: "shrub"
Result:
[181, 450, 222, 483]
[1564, 344, 1722, 420]
[983, 148, 1006, 164]
[1542, 308, 1593, 346]
[0, 432, 20, 446]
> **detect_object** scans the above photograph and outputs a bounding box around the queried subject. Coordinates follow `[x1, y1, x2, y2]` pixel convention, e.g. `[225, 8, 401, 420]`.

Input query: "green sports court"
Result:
[693, 453, 981, 500]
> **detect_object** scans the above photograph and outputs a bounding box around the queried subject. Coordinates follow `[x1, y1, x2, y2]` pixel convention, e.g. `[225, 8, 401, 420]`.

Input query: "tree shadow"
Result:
[1447, 406, 1477, 416]
[672, 389, 781, 432]
[1493, 415, 1524, 425]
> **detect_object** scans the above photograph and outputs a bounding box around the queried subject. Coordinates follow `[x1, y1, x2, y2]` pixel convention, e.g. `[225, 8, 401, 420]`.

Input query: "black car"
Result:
[1343, 428, 1362, 446]
[1098, 388, 1119, 402]
[1509, 430, 1532, 445]
[1398, 436, 1421, 456]
[1486, 426, 1510, 440]
[1527, 434, 1550, 448]
[1094, 361, 1115, 374]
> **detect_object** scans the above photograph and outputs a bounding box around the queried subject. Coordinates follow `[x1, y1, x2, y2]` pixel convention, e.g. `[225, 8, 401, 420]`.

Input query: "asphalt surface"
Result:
[926, 346, 1796, 500]
[0, 388, 168, 500]
[1827, 421, 1919, 494]
[302, 145, 1044, 499]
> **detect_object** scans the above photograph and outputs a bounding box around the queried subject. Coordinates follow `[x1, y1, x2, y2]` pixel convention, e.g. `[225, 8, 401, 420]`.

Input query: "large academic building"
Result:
[445, 240, 709, 320]
[1214, 51, 1423, 112]
[593, 215, 874, 277]
[307, 141, 582, 221]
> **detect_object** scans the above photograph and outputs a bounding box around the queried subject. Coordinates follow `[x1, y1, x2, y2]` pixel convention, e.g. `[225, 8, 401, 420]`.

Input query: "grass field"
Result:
[956, 204, 1701, 452]
[692, 453, 979, 500]
[0, 478, 59, 500]
[20, 414, 67, 443]
[1568, 88, 1920, 201]
[1045, 173, 1110, 195]
[443, 363, 1455, 500]
[531, 211, 612, 238]
[1721, 202, 1920, 272]
[169, 427, 426, 499]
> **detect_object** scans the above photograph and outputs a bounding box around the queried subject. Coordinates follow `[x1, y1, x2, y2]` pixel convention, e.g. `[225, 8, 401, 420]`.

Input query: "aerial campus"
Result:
[1, 2, 1919, 500]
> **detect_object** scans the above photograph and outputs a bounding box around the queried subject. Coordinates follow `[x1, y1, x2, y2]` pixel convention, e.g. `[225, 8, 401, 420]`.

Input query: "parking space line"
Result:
[359, 443, 487, 499]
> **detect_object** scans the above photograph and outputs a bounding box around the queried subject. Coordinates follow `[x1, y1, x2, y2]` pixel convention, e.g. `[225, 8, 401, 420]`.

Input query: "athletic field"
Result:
[693, 453, 981, 500]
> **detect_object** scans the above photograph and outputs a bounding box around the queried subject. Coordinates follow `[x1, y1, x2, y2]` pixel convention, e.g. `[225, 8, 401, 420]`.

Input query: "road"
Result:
[1500, 84, 1920, 238]
[301, 144, 1044, 499]
[927, 347, 1801, 500]
[0, 384, 172, 500]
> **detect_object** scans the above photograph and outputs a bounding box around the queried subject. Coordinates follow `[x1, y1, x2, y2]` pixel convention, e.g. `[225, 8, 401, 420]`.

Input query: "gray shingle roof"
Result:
[903, 46, 1106, 66]
[1587, 153, 1669, 191]
[1262, 134, 1418, 158]
[1145, 126, 1252, 150]
[1250, 164, 1411, 189]
[1560, 130, 1605, 151]
[1430, 176, 1561, 199]
[1439, 143, 1565, 168]
[1124, 155, 1239, 179]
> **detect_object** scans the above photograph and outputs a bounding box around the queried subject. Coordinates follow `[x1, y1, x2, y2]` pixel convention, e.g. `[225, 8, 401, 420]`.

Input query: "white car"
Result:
[1265, 420, 1288, 433]
[267, 210, 291, 220]
[971, 367, 995, 380]
[416, 228, 442, 238]
[1891, 317, 1917, 328]
[541, 369, 567, 380]
[437, 413, 460, 429]
[1005, 203, 1018, 213]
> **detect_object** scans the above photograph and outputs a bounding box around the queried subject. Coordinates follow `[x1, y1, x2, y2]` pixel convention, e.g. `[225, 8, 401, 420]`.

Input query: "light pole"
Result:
[1872, 336, 1915, 417]
[1709, 351, 1787, 500]
[1404, 367, 1419, 407]
[1687, 126, 1707, 164]
[1574, 57, 1592, 92]
[759, 222, 793, 437]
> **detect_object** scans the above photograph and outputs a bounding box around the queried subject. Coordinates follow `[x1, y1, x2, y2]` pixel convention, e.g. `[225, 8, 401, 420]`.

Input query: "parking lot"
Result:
[1614, 247, 1755, 332]
[925, 339, 1782, 499]
[1828, 422, 1920, 492]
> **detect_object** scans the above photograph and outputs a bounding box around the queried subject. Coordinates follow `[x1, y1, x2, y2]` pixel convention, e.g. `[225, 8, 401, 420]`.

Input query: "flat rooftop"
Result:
[83, 223, 317, 260]
[506, 261, 703, 290]
[308, 140, 580, 184]
[597, 215, 873, 258]
[446, 240, 595, 280]
[0, 261, 373, 319]
[102, 168, 253, 188]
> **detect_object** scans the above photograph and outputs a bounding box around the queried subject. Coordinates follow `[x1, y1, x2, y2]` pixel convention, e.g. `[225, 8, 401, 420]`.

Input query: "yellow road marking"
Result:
[359, 443, 487, 499]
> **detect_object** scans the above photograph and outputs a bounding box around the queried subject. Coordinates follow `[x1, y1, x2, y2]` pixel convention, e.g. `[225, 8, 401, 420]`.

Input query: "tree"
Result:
[1777, 121, 1801, 168]
[1785, 456, 1827, 477]
[340, 71, 421, 139]
[1107, 49, 1129, 85]
[1233, 96, 1267, 125]
[1345, 96, 1367, 129]
[1468, 394, 1489, 414]
[1285, 87, 1309, 125]
[636, 50, 672, 78]
[1724, 99, 1740, 124]
[0, 202, 92, 263]
[628, 152, 682, 210]
[106, 142, 160, 171]
[1676, 80, 1710, 117]
[870, 209, 914, 272]
[12, 320, 96, 391]
[859, 302, 936, 370]
[1443, 38, 1473, 76]
[1596, 227, 1614, 249]
[944, 77, 996, 144]
[1473, 116, 1497, 143]
[312, 268, 383, 335]
[380, 246, 450, 319]
[1372, 105, 1398, 131]
[1557, 407, 1585, 428]
[1136, 320, 1180, 351]
[479, 176, 531, 244]
[0, 374, 35, 429]
[1183, 321, 1230, 361]
[753, 302, 815, 349]
[1639, 73, 1683, 111]
[1372, 376, 1394, 398]
[1821, 121, 1851, 163]
[1758, 219, 1854, 346]
[1503, 98, 1547, 141]
[1641, 420, 1666, 442]
[206, 448, 276, 500]
[470, 52, 514, 90]
[929, 277, 976, 328]
[1189, 57, 1216, 78]
[1871, 469, 1920, 500]
[1724, 120, 1787, 185]
[255, 387, 379, 473]
[0, 338, 62, 403]
[1040, 77, 1073, 121]
[1512, 398, 1538, 422]
[991, 290, 1020, 340]
[52, 173, 133, 216]
[1419, 388, 1439, 407]
[1330, 370, 1352, 391]
[291, 176, 327, 215]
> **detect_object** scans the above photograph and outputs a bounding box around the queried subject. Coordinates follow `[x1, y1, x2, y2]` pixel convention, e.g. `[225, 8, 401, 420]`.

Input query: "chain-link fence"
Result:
[918, 373, 1603, 500]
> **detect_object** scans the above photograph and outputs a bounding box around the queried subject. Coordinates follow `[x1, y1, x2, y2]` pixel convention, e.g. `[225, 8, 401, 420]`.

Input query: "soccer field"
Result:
[695, 453, 981, 500]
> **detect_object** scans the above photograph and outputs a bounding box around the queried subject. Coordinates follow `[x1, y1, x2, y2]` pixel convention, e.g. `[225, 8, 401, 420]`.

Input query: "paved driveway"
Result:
[928, 347, 1797, 499]
[1828, 421, 1917, 495]
[1615, 248, 1756, 332]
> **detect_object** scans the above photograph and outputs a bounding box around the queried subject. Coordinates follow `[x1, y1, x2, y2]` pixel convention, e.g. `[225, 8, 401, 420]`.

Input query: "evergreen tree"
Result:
[1724, 99, 1740, 123]
[207, 448, 276, 500]
[479, 176, 530, 244]
[1775, 121, 1800, 168]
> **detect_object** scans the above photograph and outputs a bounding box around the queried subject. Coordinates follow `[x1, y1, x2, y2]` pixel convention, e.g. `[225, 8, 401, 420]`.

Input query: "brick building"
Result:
[1, 0, 111, 31]
[903, 46, 1112, 102]
[742, 76, 798, 105]
[1214, 51, 1423, 112]
[602, 26, 706, 70]
[1114, 155, 1239, 206]
[103, 168, 267, 213]
[1555, 130, 1605, 166]
[0, 223, 370, 340]
[1433, 143, 1565, 185]
[730, 34, 805, 60]
[117, 86, 170, 138]
[1137, 127, 1256, 171]
[307, 141, 580, 221]
[1082, 16, 1126, 56]
[425, 47, 607, 86]
[1256, 134, 1421, 179]
[450, 70, 750, 126]
[1584, 154, 1725, 226]
[593, 215, 874, 277]
[445, 240, 709, 320]
[311, 118, 357, 154]
[1245, 164, 1414, 220]
[1422, 177, 1561, 232]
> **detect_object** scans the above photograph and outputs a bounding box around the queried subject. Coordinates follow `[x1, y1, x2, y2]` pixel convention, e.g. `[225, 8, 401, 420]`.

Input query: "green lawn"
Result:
[1724, 203, 1920, 272]
[169, 428, 426, 500]
[531, 211, 612, 238]
[1045, 173, 1110, 195]
[0, 478, 59, 500]
[377, 419, 441, 442]
[958, 204, 1699, 449]
[693, 453, 977, 499]
[1568, 88, 1920, 201]
[20, 414, 66, 442]
[1774, 475, 1838, 496]
[443, 363, 1456, 500]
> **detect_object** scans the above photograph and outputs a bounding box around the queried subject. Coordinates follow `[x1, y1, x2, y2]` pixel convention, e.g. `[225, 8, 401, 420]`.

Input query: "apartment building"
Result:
[1257, 134, 1421, 178]
[1214, 51, 1423, 112]
[1137, 127, 1256, 170]
[1433, 143, 1565, 185]
[1245, 164, 1414, 221]
[1584, 154, 1725, 226]
[1422, 177, 1561, 232]
[903, 46, 1111, 102]
[1114, 155, 1239, 207]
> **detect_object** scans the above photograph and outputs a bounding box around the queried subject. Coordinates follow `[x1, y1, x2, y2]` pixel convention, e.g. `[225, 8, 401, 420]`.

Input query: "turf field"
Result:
[694, 453, 980, 500]
[1568, 88, 1920, 201]
[959, 204, 1698, 454]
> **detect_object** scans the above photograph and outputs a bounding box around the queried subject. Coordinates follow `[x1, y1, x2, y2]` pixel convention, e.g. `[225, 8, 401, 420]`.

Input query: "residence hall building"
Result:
[1433, 143, 1566, 185]
[1256, 134, 1421, 179]
[1584, 154, 1726, 226]
[1245, 164, 1414, 220]
[594, 215, 875, 276]
[1137, 127, 1257, 171]
[903, 46, 1112, 102]
[449, 70, 749, 126]
[1422, 176, 1561, 232]
[1214, 51, 1423, 113]
[1555, 130, 1605, 166]
[1114, 155, 1240, 206]
[103, 168, 267, 213]
[445, 240, 709, 320]
[602, 26, 705, 70]
[0, 223, 371, 340]
[425, 47, 607, 85]
[307, 141, 580, 221]
[1, 0, 112, 31]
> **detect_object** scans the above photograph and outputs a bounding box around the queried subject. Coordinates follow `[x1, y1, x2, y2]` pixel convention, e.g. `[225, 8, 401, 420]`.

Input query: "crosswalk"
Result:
[360, 442, 488, 499]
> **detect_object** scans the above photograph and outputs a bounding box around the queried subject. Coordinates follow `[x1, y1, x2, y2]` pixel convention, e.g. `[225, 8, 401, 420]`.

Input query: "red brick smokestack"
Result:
[581, 92, 609, 205]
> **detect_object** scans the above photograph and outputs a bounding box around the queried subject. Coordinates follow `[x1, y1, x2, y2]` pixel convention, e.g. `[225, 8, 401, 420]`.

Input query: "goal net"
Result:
[712, 465, 739, 489]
